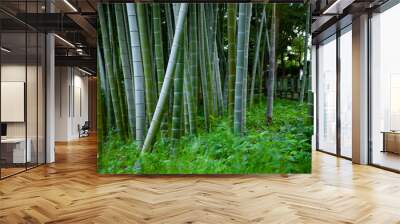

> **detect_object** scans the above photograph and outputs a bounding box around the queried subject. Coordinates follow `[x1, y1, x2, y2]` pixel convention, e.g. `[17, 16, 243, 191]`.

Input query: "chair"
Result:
[79, 121, 90, 138]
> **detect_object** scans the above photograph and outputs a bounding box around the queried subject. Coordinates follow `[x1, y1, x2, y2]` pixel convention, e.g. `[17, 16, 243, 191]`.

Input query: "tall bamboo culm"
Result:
[241, 4, 252, 133]
[233, 3, 248, 134]
[250, 6, 266, 107]
[98, 5, 124, 136]
[137, 4, 156, 122]
[266, 4, 277, 125]
[227, 4, 237, 120]
[152, 4, 165, 96]
[142, 3, 189, 153]
[127, 3, 147, 148]
[115, 4, 136, 138]
[199, 4, 210, 131]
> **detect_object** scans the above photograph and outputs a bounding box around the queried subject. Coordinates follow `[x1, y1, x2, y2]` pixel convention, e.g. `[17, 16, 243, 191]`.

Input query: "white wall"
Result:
[55, 66, 89, 141]
[55, 66, 69, 141]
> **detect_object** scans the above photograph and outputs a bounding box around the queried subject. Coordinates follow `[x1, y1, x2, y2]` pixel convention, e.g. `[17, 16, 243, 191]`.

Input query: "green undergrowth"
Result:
[97, 99, 312, 174]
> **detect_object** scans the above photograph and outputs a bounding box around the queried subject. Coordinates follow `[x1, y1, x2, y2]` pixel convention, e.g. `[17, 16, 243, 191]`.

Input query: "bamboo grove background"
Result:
[97, 3, 313, 174]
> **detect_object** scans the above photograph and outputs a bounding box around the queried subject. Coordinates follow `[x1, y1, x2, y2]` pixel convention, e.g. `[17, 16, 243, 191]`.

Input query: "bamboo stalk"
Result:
[199, 4, 210, 131]
[233, 3, 248, 134]
[97, 40, 112, 132]
[115, 4, 136, 138]
[241, 4, 252, 133]
[171, 46, 184, 141]
[300, 4, 310, 104]
[227, 4, 237, 119]
[142, 3, 189, 153]
[250, 5, 266, 107]
[152, 3, 165, 97]
[98, 5, 124, 136]
[189, 5, 199, 117]
[127, 3, 147, 148]
[137, 4, 156, 122]
[266, 4, 277, 125]
[202, 6, 217, 116]
[214, 41, 224, 115]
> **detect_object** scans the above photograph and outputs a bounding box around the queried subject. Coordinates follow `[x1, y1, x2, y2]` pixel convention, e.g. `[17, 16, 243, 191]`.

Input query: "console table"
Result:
[382, 131, 400, 154]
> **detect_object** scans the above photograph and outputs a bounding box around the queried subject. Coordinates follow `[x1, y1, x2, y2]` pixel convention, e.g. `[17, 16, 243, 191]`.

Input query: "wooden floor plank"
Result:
[0, 135, 399, 223]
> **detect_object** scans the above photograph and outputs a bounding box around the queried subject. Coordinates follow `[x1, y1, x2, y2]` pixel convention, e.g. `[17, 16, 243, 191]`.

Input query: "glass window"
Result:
[340, 26, 352, 158]
[318, 35, 337, 154]
[371, 3, 400, 171]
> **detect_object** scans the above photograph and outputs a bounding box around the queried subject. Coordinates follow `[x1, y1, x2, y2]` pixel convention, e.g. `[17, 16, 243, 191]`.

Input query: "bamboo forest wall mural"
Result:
[97, 3, 313, 174]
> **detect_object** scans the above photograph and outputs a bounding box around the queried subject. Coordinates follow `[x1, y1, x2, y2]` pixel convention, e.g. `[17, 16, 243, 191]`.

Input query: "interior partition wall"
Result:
[0, 1, 47, 179]
[370, 2, 400, 172]
[316, 23, 353, 159]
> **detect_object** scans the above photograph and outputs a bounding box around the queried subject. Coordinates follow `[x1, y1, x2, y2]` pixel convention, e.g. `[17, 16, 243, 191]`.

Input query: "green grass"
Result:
[97, 99, 312, 174]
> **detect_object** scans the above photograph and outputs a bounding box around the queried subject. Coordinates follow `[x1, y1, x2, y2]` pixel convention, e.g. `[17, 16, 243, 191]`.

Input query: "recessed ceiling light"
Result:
[1, 47, 11, 53]
[54, 34, 75, 48]
[78, 67, 93, 76]
[322, 0, 354, 15]
[63, 0, 78, 12]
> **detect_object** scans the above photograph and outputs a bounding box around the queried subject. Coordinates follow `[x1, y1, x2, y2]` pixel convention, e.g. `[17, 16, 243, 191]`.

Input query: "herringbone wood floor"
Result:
[0, 136, 400, 224]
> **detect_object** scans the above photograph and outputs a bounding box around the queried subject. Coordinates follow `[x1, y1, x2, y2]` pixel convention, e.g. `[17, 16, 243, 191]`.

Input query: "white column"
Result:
[352, 14, 369, 164]
[46, 1, 55, 163]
